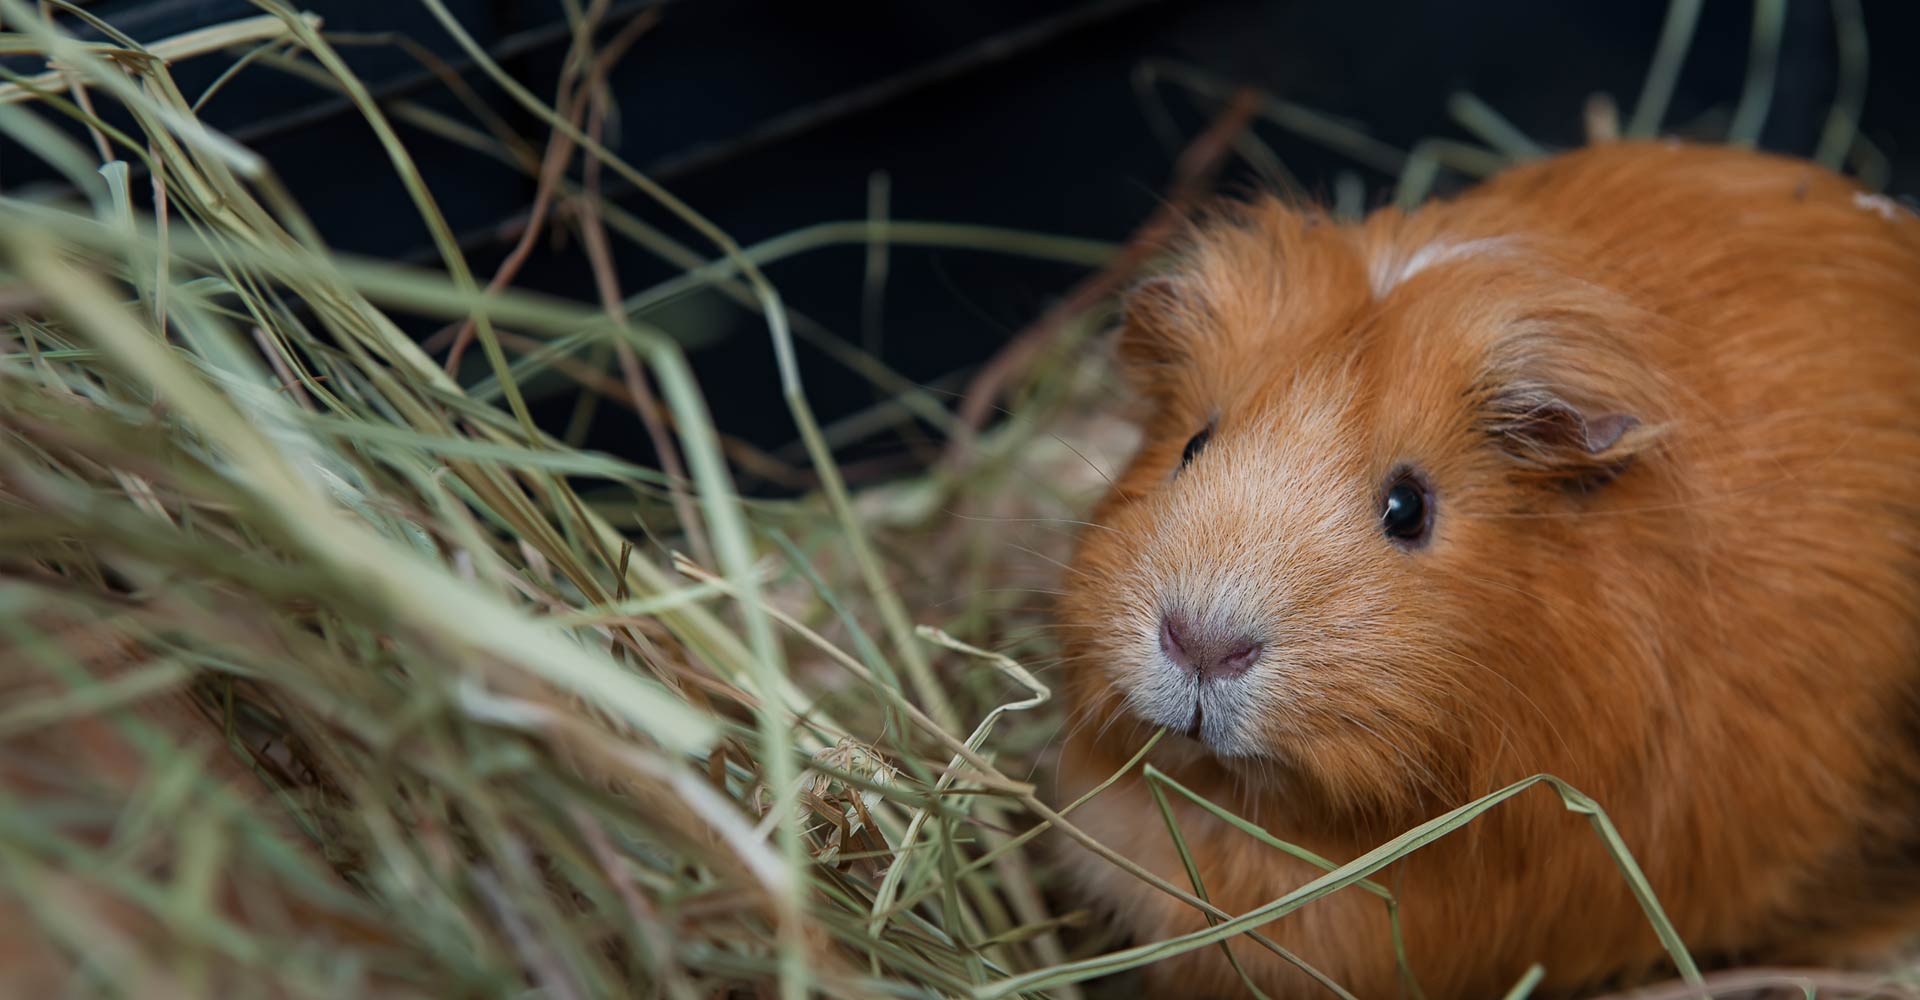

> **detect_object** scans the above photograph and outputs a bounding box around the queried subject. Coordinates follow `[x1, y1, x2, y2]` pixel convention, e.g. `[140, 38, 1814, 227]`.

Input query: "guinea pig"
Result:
[1053, 141, 1920, 998]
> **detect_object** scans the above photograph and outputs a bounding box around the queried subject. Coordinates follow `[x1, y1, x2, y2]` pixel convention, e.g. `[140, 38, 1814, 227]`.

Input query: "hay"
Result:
[0, 3, 1140, 994]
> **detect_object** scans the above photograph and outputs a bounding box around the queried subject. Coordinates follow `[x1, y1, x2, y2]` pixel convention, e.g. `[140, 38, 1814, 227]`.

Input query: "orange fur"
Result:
[1055, 142, 1920, 997]
[0, 616, 402, 996]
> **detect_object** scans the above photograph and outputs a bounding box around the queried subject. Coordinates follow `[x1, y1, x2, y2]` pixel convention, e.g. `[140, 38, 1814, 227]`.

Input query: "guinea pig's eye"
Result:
[1381, 475, 1432, 544]
[1179, 425, 1212, 471]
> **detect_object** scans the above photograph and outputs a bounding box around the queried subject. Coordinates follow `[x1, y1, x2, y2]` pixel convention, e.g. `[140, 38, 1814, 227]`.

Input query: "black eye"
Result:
[1179, 426, 1212, 470]
[1381, 477, 1430, 543]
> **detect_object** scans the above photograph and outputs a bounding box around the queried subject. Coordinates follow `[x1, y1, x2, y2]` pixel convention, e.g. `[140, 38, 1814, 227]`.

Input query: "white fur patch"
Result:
[1369, 238, 1508, 298]
[1853, 191, 1909, 222]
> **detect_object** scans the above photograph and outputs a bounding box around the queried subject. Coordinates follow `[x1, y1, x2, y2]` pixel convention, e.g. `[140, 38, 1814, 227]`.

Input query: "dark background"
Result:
[6, 0, 1915, 483]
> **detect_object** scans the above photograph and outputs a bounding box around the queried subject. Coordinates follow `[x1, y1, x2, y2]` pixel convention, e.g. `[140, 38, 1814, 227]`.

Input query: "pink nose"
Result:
[1160, 614, 1261, 681]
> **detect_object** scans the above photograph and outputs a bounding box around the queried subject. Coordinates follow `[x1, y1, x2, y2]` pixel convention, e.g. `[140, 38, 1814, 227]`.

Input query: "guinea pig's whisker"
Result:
[1047, 432, 1120, 488]
[1340, 713, 1451, 805]
[1052, 692, 1128, 760]
[1059, 698, 1121, 744]
[1003, 543, 1093, 579]
[943, 509, 1119, 536]
[1092, 695, 1150, 746]
[973, 587, 1073, 599]
[1416, 644, 1573, 763]
[923, 596, 1062, 615]
[1009, 658, 1072, 677]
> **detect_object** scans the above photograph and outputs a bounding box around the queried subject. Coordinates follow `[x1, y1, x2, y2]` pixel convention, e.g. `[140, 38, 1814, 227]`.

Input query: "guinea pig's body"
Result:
[1055, 142, 1920, 997]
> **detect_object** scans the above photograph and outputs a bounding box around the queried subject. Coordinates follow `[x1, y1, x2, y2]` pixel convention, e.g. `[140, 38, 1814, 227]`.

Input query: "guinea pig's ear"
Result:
[1115, 273, 1208, 394]
[1484, 384, 1648, 487]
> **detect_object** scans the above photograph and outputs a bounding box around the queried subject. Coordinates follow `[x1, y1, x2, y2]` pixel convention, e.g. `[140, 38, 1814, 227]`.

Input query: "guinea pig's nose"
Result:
[1159, 613, 1262, 681]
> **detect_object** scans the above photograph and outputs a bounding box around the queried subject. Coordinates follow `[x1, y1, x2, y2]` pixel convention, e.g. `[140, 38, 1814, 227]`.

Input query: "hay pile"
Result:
[0, 4, 1144, 995]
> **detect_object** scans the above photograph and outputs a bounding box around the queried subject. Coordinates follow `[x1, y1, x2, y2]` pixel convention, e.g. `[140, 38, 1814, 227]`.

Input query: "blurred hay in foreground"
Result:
[0, 1, 1914, 998]
[0, 3, 1138, 995]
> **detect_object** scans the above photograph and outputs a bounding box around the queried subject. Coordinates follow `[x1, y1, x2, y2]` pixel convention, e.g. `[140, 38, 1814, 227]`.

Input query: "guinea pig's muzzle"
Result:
[1123, 607, 1271, 757]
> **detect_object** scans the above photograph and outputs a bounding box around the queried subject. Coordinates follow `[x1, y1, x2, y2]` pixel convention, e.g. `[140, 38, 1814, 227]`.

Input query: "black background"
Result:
[6, 0, 1915, 480]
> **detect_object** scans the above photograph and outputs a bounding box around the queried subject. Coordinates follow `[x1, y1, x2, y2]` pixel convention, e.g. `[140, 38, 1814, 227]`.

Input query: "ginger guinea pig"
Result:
[1054, 141, 1920, 998]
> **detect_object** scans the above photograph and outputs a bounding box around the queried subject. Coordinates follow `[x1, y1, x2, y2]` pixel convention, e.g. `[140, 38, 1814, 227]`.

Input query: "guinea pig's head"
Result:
[1059, 197, 1676, 821]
